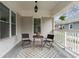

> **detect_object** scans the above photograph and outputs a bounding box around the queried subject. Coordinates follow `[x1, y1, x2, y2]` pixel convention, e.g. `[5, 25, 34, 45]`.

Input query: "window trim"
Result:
[0, 2, 10, 39]
[11, 11, 16, 36]
[0, 2, 16, 39]
[33, 17, 42, 34]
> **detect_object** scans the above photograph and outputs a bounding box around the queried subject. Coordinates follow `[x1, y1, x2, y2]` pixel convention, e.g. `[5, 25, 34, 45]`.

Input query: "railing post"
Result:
[65, 32, 67, 49]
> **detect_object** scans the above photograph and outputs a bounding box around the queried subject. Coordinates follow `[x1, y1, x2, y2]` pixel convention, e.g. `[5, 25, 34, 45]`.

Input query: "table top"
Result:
[33, 35, 43, 38]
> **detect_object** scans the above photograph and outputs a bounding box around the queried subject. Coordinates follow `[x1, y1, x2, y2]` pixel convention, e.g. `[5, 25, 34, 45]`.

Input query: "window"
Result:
[0, 22, 1, 38]
[0, 3, 16, 39]
[11, 11, 16, 36]
[69, 24, 72, 29]
[0, 3, 9, 39]
[34, 18, 41, 34]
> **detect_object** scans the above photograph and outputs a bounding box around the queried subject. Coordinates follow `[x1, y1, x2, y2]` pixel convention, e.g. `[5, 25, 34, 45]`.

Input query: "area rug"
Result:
[17, 47, 58, 58]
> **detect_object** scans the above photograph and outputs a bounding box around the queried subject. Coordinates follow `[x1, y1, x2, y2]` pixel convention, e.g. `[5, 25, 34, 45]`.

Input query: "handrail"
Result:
[54, 30, 79, 57]
[55, 29, 79, 32]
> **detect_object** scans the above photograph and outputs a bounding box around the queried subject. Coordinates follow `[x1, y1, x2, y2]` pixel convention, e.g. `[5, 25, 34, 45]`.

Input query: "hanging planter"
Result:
[59, 16, 66, 21]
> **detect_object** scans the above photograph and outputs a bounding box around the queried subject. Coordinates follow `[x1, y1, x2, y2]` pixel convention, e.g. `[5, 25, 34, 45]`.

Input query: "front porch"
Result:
[0, 1, 79, 58]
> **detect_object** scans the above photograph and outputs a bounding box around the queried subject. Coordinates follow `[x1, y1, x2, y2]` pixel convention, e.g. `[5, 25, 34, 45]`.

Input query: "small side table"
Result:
[33, 35, 43, 47]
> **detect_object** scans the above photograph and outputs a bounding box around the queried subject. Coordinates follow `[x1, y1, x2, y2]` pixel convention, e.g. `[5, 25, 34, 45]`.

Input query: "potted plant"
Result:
[59, 15, 66, 21]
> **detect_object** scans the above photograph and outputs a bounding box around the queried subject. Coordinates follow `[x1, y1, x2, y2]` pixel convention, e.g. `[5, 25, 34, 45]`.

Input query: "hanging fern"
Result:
[59, 16, 66, 21]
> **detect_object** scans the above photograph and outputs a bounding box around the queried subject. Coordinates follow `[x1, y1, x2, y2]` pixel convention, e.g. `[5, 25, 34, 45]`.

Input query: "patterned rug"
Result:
[17, 47, 58, 58]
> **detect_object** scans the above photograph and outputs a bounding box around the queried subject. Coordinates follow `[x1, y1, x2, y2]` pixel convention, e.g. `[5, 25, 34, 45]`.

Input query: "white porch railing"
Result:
[54, 30, 65, 48]
[54, 30, 79, 57]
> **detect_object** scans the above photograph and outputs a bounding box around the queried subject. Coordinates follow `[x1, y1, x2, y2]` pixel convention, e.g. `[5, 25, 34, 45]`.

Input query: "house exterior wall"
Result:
[0, 2, 22, 57]
[21, 16, 33, 40]
[21, 16, 53, 39]
[41, 17, 53, 38]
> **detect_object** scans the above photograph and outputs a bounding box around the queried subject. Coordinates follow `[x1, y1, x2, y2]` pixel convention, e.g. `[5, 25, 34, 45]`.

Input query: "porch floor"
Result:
[11, 41, 75, 58]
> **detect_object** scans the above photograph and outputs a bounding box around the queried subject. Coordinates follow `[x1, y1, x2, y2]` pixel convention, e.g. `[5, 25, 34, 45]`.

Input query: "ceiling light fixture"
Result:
[34, 1, 38, 13]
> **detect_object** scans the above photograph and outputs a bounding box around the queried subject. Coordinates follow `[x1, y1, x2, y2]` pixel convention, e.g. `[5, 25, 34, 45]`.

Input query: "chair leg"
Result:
[22, 40, 24, 48]
[50, 42, 54, 48]
[43, 41, 50, 49]
[43, 41, 54, 49]
[22, 40, 32, 48]
[33, 38, 35, 48]
[43, 41, 46, 47]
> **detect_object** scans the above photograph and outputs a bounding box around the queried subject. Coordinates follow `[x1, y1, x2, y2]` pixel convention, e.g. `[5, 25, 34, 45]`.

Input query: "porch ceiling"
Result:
[2, 1, 72, 17]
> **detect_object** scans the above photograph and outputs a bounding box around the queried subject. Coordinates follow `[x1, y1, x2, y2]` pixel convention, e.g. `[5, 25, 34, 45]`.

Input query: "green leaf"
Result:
[59, 16, 66, 21]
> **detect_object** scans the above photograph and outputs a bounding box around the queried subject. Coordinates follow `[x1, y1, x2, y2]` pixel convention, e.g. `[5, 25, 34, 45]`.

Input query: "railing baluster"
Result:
[54, 30, 79, 56]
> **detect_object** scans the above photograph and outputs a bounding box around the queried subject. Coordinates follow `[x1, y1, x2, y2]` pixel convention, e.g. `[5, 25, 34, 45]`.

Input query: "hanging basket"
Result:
[59, 16, 66, 21]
